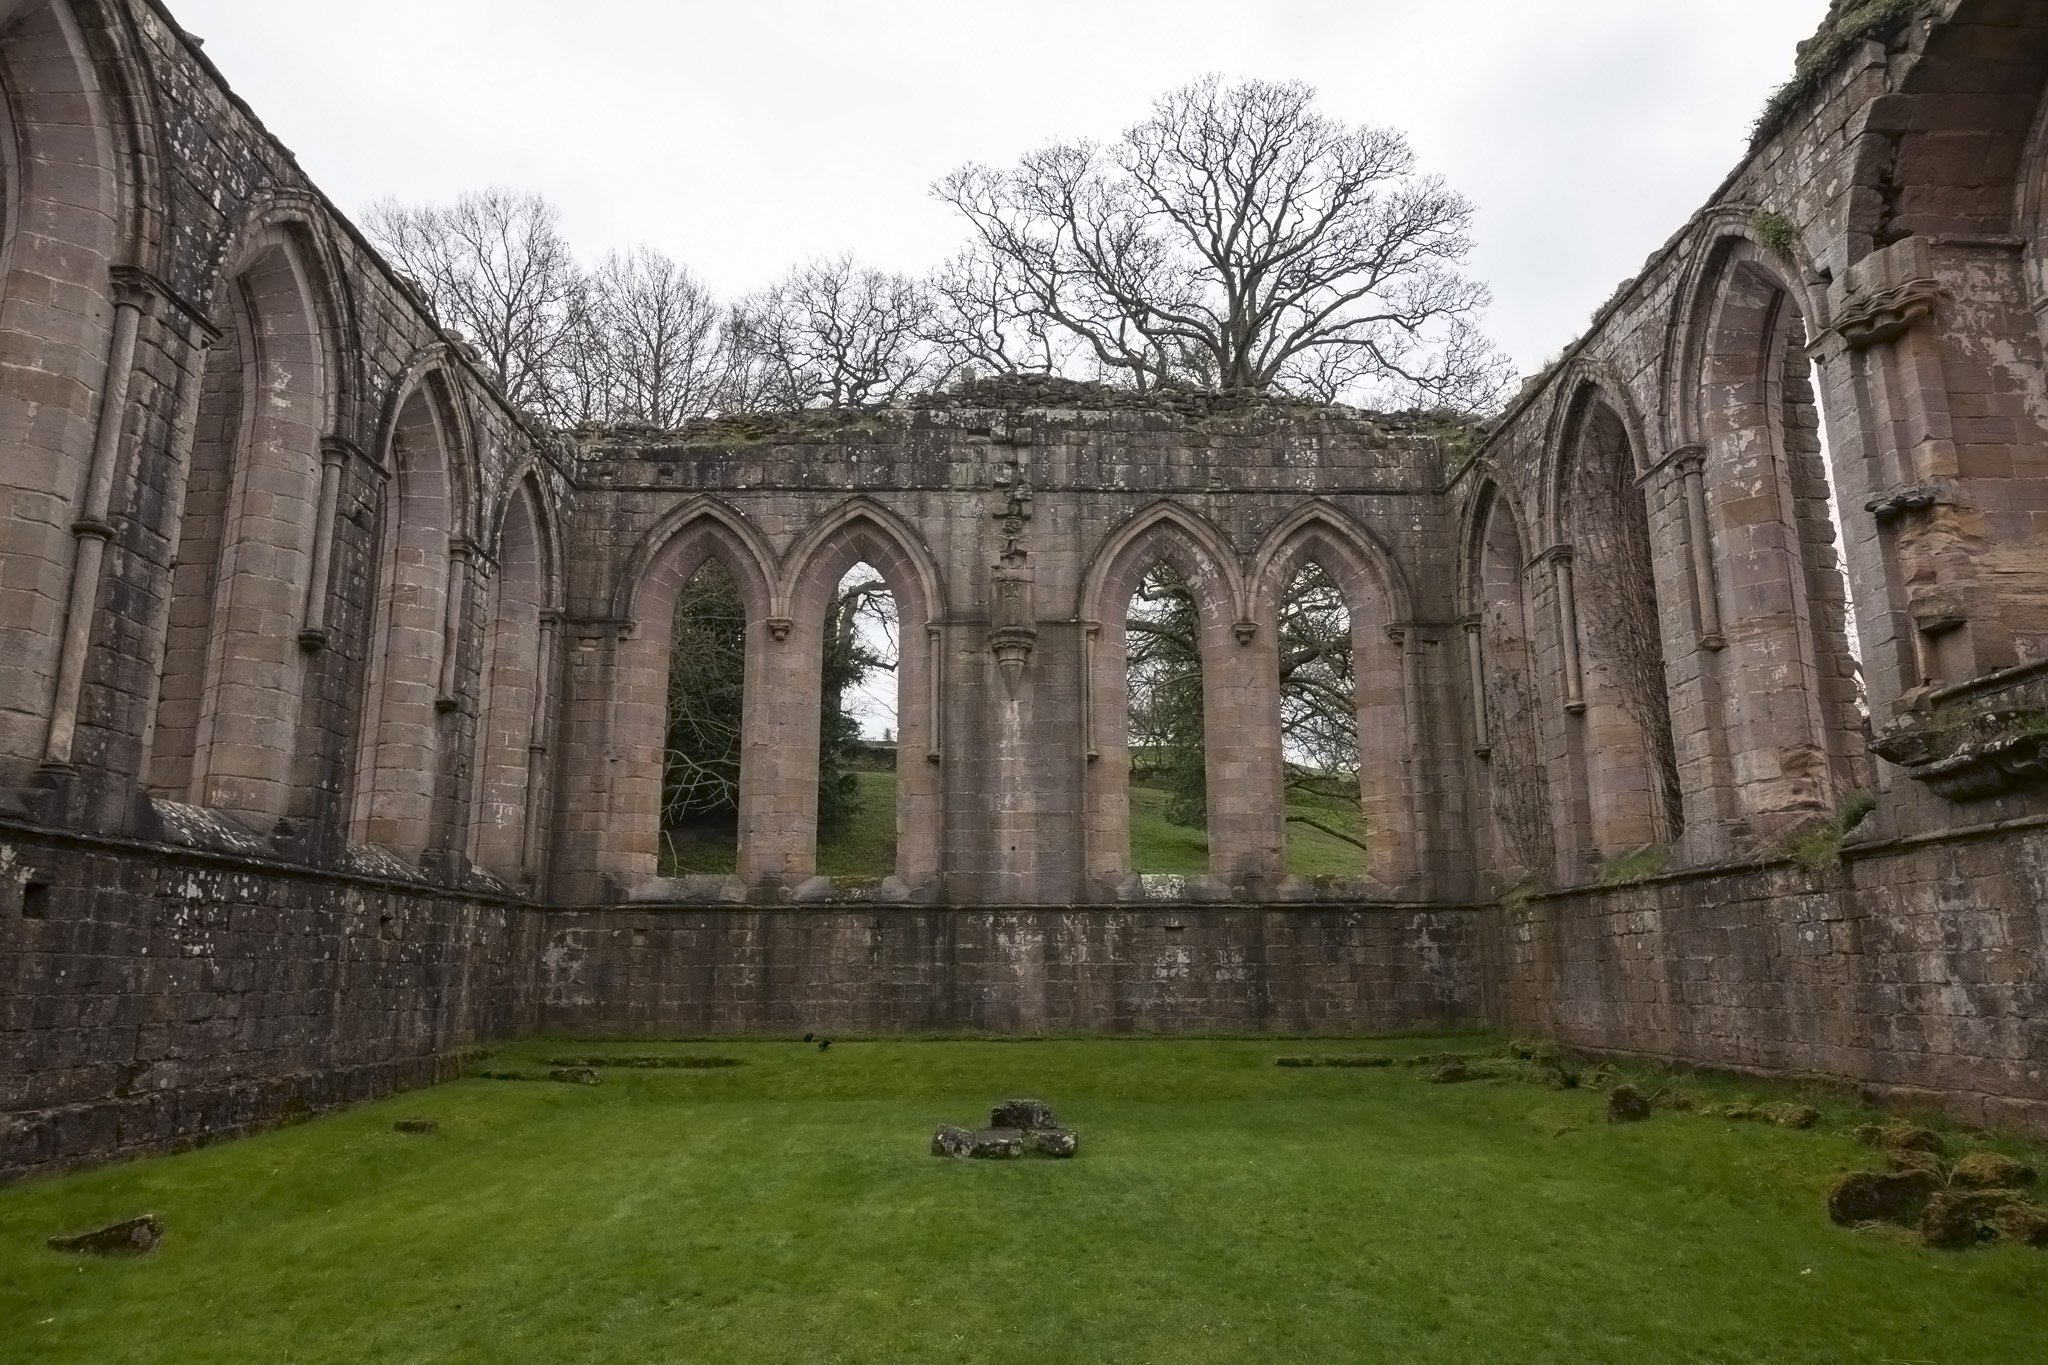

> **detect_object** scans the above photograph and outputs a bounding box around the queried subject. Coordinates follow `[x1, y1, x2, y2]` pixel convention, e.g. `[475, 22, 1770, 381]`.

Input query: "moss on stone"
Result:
[1752, 0, 1937, 148]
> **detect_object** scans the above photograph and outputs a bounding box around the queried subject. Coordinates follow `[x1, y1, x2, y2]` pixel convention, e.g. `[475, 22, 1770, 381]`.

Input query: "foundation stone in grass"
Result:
[991, 1099, 1060, 1131]
[1992, 1203, 2048, 1247]
[970, 1128, 1027, 1159]
[1921, 1190, 2028, 1249]
[932, 1124, 976, 1158]
[548, 1067, 601, 1086]
[1029, 1128, 1080, 1157]
[393, 1119, 439, 1135]
[48, 1215, 163, 1256]
[1607, 1086, 1652, 1123]
[1827, 1169, 1938, 1225]
[1950, 1152, 2035, 1190]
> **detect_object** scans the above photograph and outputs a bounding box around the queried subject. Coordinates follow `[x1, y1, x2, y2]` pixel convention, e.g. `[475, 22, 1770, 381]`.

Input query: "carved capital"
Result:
[320, 435, 363, 467]
[1834, 277, 1940, 350]
[1670, 445, 1707, 479]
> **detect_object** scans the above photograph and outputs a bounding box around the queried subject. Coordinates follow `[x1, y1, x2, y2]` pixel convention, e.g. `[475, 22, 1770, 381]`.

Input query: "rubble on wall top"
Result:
[566, 375, 1481, 452]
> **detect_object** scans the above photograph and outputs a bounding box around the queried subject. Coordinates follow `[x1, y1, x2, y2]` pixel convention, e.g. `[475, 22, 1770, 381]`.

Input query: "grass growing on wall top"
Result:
[4, 1038, 2046, 1363]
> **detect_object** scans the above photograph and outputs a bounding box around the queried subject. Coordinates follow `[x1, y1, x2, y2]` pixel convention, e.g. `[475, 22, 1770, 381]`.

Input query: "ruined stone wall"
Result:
[537, 903, 1485, 1038]
[0, 818, 540, 1183]
[1484, 824, 2048, 1136]
[553, 394, 1480, 909]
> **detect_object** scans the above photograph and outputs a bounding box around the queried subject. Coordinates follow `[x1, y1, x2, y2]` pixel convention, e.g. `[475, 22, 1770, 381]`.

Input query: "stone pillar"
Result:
[1550, 546, 1587, 714]
[296, 438, 353, 651]
[737, 611, 820, 899]
[1675, 448, 1725, 651]
[519, 609, 561, 886]
[41, 272, 159, 769]
[1360, 623, 1420, 892]
[1461, 613, 1489, 756]
[436, 541, 474, 707]
[1205, 616, 1285, 898]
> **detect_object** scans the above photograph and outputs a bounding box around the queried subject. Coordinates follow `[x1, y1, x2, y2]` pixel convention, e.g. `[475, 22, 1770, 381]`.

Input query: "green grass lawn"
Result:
[1129, 783, 1370, 878]
[5, 1037, 2045, 1363]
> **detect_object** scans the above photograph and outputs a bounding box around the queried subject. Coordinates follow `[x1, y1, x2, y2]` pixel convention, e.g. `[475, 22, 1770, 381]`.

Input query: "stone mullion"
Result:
[1203, 615, 1284, 898]
[738, 611, 823, 898]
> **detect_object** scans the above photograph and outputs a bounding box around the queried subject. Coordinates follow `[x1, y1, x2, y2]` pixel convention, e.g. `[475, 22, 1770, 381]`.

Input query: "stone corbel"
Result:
[1864, 480, 1943, 524]
[988, 559, 1037, 692]
[766, 616, 793, 643]
[1833, 277, 1941, 350]
[1233, 621, 1257, 646]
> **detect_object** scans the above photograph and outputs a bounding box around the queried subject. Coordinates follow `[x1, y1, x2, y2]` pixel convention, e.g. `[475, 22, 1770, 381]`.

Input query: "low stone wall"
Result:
[537, 905, 1488, 1036]
[0, 822, 540, 1183]
[1483, 820, 2048, 1135]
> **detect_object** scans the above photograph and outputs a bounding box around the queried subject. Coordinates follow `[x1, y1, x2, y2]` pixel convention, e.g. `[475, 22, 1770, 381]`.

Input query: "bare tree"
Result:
[935, 76, 1512, 410]
[589, 248, 725, 426]
[363, 189, 583, 417]
[724, 256, 944, 409]
[924, 244, 1069, 378]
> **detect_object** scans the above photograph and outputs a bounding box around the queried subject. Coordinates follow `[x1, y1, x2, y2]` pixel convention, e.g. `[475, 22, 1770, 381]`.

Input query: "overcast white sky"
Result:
[168, 0, 1833, 377]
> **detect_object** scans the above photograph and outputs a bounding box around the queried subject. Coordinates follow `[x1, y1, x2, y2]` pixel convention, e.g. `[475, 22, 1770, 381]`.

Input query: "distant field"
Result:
[5, 1038, 2045, 1363]
[1128, 781, 1369, 878]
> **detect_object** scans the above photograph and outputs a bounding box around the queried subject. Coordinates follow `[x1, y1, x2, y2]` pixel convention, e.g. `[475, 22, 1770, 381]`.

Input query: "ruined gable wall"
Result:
[554, 398, 1479, 908]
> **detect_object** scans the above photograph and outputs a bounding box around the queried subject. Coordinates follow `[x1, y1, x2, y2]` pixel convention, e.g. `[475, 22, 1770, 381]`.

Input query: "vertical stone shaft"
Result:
[1552, 547, 1586, 713]
[299, 439, 350, 647]
[1462, 615, 1489, 753]
[42, 279, 155, 768]
[1678, 451, 1724, 650]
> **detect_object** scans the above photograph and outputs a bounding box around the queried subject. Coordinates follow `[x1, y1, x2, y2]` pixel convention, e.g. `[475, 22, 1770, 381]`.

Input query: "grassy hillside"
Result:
[1129, 782, 1368, 878]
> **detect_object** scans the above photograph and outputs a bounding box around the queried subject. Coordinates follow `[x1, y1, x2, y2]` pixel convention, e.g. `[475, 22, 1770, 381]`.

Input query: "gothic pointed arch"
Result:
[145, 216, 337, 825]
[1248, 500, 1420, 889]
[1678, 231, 1863, 838]
[349, 364, 468, 856]
[1078, 500, 1279, 898]
[772, 497, 948, 896]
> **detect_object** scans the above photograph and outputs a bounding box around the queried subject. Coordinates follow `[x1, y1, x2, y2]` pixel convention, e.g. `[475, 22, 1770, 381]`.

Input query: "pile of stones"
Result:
[932, 1099, 1079, 1160]
[1828, 1122, 2048, 1249]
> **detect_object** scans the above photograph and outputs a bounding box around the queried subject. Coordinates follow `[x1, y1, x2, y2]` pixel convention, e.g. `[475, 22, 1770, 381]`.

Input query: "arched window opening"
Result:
[145, 236, 326, 824]
[1277, 562, 1368, 877]
[1698, 252, 1865, 828]
[816, 562, 898, 882]
[1569, 402, 1683, 849]
[1479, 496, 1555, 881]
[660, 560, 747, 877]
[146, 304, 245, 801]
[350, 383, 455, 856]
[471, 485, 548, 884]
[1126, 562, 1208, 875]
